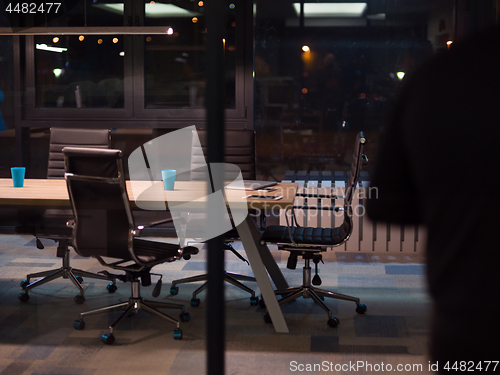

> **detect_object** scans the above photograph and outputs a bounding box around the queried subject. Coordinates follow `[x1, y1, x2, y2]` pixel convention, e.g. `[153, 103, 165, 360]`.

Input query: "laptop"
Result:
[225, 180, 278, 191]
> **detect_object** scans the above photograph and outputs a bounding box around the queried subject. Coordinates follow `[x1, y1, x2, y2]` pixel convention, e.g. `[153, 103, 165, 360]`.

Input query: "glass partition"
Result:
[143, 0, 237, 110]
[253, 0, 495, 180]
[34, 34, 125, 108]
[44, 0, 125, 27]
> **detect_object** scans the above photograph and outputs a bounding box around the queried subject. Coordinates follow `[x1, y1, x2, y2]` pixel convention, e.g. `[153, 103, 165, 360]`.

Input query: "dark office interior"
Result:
[0, 1, 498, 374]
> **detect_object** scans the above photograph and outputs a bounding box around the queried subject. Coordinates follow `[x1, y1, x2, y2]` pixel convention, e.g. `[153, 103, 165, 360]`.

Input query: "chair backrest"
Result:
[47, 128, 110, 179]
[192, 129, 256, 180]
[63, 147, 133, 260]
[338, 131, 367, 242]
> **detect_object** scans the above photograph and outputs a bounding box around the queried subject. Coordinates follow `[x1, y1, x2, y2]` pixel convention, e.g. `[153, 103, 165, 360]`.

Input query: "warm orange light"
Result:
[228, 46, 235, 51]
[302, 45, 310, 52]
[52, 37, 59, 43]
[302, 88, 308, 94]
[112, 38, 118, 44]
[150, 1, 155, 4]
[98, 39, 103, 45]
[231, 21, 236, 27]
[359, 93, 366, 99]
[192, 17, 198, 23]
[146, 36, 152, 42]
[198, 1, 203, 6]
[78, 35, 84, 42]
[447, 40, 453, 49]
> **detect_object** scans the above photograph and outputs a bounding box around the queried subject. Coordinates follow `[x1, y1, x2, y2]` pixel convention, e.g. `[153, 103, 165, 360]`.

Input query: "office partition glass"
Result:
[34, 34, 125, 109]
[253, 0, 496, 180]
[142, 0, 237, 110]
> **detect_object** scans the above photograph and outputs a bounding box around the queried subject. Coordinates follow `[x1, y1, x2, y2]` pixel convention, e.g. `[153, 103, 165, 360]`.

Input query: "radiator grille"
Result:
[281, 171, 427, 253]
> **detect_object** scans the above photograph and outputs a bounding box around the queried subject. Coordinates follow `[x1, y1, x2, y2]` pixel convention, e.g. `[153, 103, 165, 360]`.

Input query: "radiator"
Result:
[280, 171, 427, 253]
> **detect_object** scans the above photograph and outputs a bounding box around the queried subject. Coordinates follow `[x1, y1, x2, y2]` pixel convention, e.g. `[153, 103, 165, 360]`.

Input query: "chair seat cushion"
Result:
[261, 225, 343, 246]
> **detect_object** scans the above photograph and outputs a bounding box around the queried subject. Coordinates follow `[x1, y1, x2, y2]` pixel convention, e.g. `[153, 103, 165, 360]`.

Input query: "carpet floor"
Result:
[0, 234, 433, 375]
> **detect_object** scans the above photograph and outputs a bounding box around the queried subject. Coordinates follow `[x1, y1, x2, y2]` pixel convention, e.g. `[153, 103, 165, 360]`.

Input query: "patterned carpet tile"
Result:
[0, 234, 431, 375]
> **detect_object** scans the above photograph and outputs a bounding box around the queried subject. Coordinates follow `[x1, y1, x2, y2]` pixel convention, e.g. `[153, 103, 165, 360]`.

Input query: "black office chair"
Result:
[260, 132, 368, 327]
[64, 147, 198, 343]
[19, 128, 116, 304]
[169, 129, 259, 307]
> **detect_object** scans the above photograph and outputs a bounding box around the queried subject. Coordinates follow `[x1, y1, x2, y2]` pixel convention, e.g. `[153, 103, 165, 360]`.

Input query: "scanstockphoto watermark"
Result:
[247, 186, 379, 219]
[289, 360, 426, 372]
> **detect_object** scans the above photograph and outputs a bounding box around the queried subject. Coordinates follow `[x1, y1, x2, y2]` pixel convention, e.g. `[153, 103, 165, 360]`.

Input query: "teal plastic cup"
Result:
[11, 167, 26, 188]
[161, 169, 176, 190]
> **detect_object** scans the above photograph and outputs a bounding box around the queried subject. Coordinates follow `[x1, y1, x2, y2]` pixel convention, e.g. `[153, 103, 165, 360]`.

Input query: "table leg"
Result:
[236, 216, 289, 333]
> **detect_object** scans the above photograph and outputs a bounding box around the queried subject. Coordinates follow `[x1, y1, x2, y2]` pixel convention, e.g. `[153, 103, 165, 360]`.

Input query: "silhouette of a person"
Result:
[367, 28, 500, 374]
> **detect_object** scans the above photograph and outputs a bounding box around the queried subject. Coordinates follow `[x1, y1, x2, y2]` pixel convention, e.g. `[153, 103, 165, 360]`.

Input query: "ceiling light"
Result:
[293, 3, 367, 18]
[36, 44, 67, 53]
[93, 3, 200, 18]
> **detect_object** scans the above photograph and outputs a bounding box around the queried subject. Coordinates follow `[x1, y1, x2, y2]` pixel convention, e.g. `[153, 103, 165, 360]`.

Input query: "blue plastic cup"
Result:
[161, 169, 176, 190]
[11, 167, 26, 188]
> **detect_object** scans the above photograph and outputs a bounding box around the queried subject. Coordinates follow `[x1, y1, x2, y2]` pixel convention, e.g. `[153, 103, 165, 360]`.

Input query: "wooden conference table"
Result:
[0, 178, 298, 333]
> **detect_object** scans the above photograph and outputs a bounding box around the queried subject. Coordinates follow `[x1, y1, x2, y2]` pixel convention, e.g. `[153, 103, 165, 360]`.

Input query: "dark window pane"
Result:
[35, 35, 125, 108]
[143, 0, 236, 109]
[254, 0, 442, 179]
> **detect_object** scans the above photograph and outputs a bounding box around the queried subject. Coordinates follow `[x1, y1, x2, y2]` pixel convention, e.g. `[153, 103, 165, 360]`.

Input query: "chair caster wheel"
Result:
[20, 280, 29, 288]
[174, 328, 182, 340]
[74, 295, 85, 304]
[259, 298, 266, 309]
[179, 312, 190, 322]
[170, 286, 179, 295]
[327, 317, 340, 327]
[18, 292, 29, 302]
[356, 304, 367, 314]
[76, 276, 84, 284]
[101, 333, 115, 345]
[107, 283, 117, 293]
[264, 313, 272, 324]
[73, 319, 85, 330]
[190, 298, 200, 307]
[250, 296, 259, 306]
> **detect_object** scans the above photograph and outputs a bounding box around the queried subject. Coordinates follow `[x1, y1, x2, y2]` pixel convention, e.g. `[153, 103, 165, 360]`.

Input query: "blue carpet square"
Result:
[385, 265, 425, 275]
[338, 275, 398, 289]
[24, 238, 56, 247]
[182, 262, 206, 271]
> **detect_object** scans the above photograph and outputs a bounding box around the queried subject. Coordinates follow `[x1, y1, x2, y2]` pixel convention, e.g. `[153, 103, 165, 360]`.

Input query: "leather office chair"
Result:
[19, 128, 116, 304]
[64, 147, 198, 343]
[260, 132, 368, 327]
[169, 129, 259, 307]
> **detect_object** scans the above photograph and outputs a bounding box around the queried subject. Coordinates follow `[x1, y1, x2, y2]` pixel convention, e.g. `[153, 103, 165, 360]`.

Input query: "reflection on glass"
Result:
[35, 35, 124, 108]
[144, 0, 236, 109]
[254, 0, 442, 180]
[45, 1, 124, 27]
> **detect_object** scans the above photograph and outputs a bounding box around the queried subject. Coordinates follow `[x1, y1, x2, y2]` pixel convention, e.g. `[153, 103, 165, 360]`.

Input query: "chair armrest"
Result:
[133, 217, 186, 237]
[180, 245, 199, 260]
[142, 217, 174, 228]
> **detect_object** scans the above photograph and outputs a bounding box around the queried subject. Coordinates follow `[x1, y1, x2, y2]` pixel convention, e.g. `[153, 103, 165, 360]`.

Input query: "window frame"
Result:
[22, 1, 248, 124]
